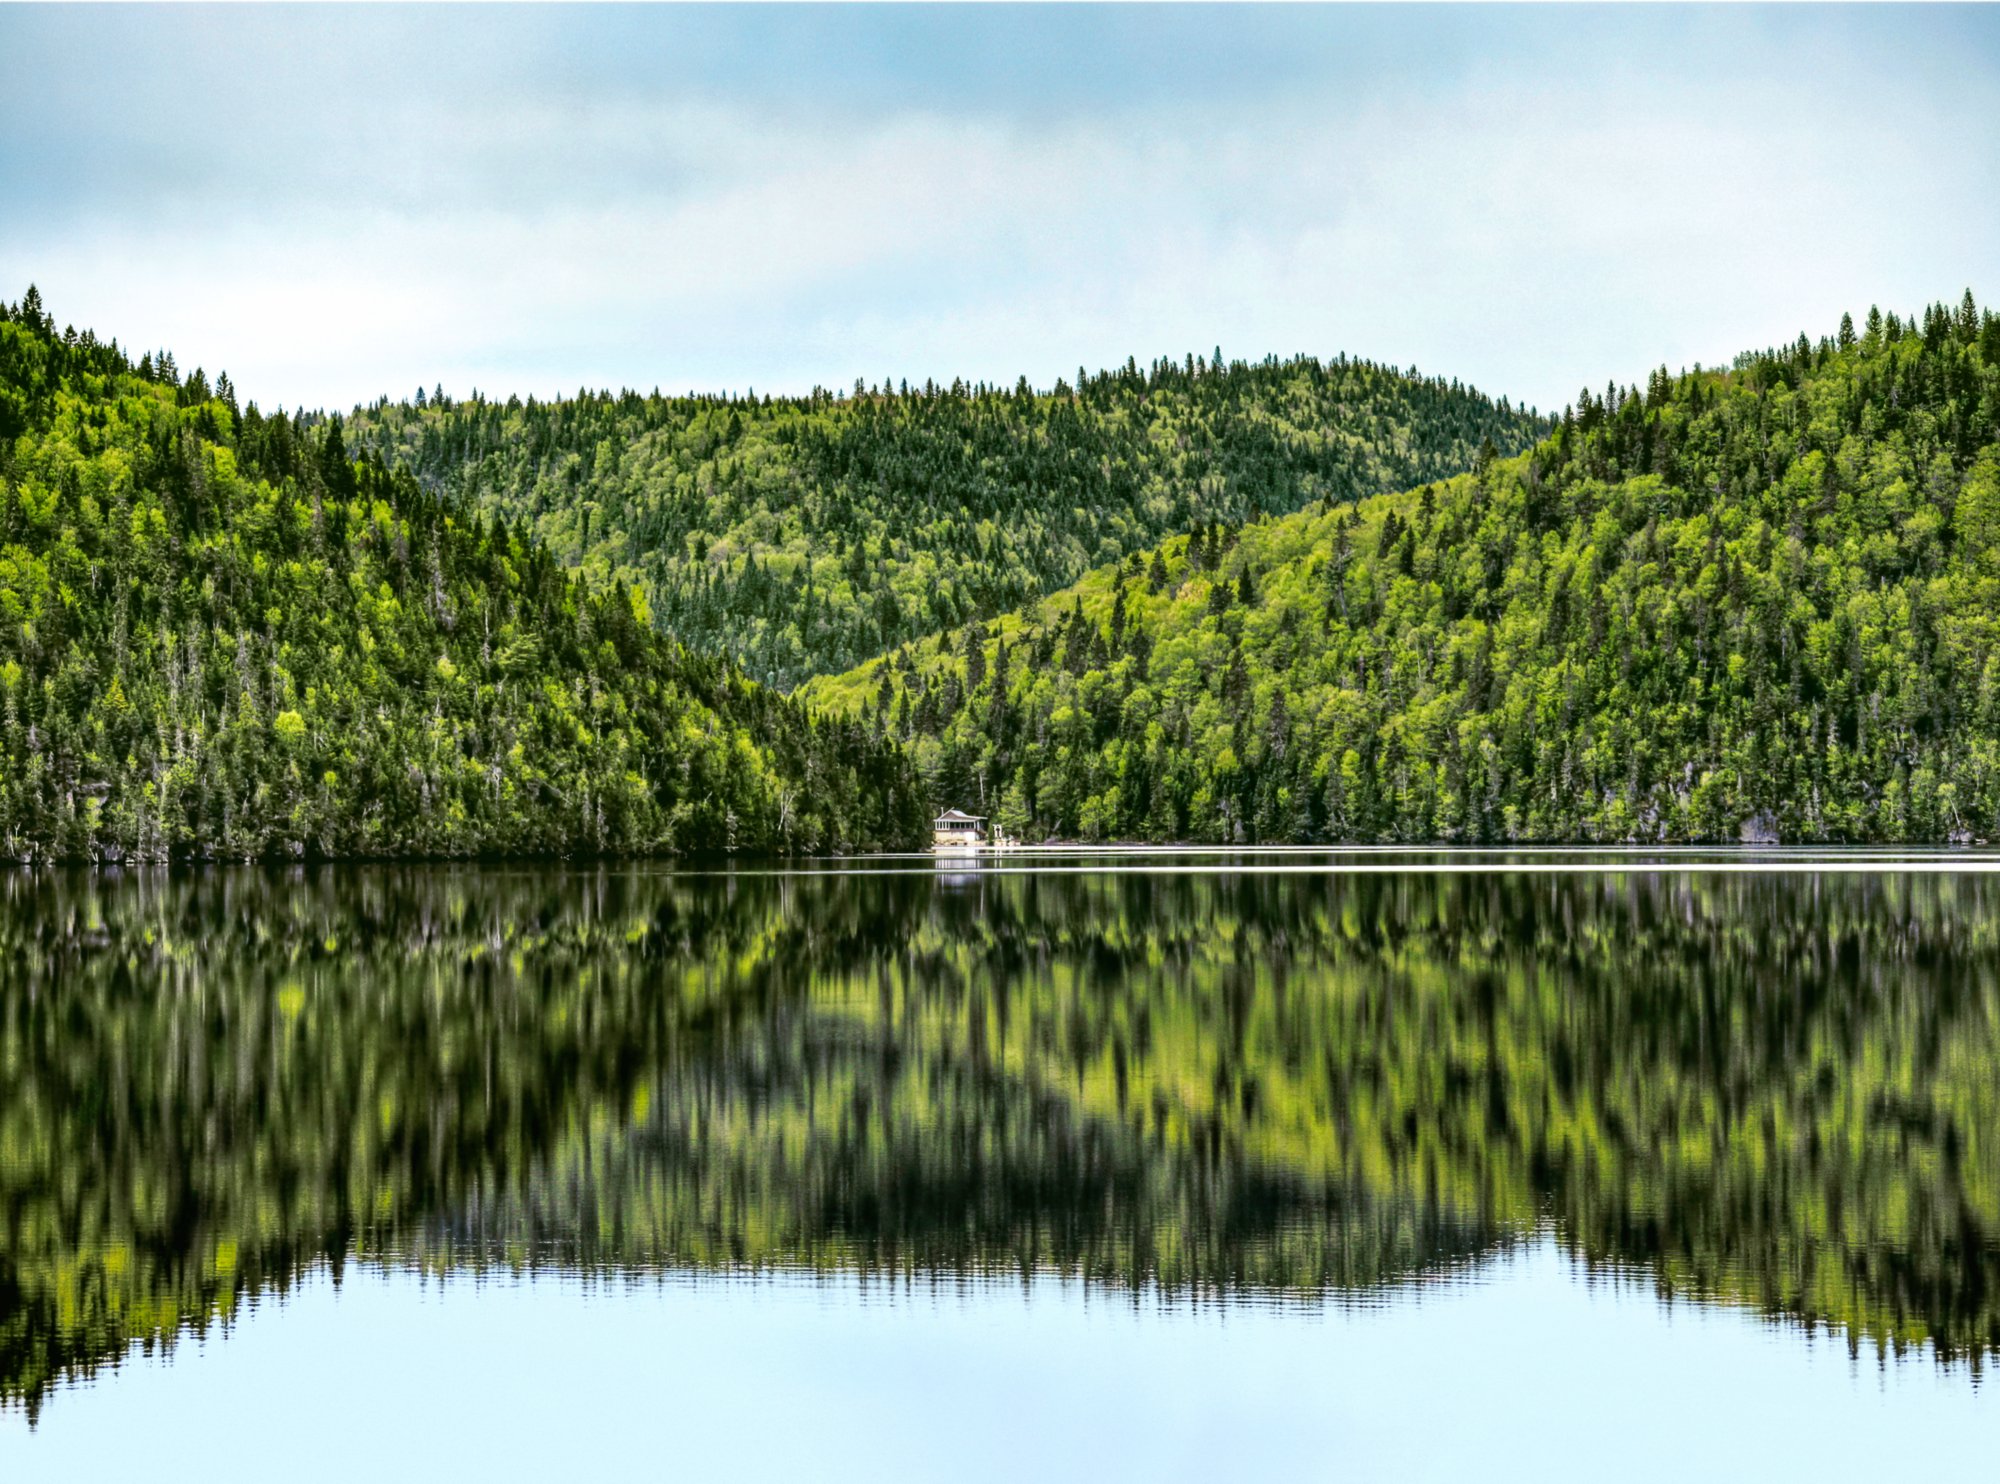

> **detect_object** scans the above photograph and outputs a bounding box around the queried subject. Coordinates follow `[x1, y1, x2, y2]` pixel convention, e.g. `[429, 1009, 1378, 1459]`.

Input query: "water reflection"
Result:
[2, 862, 1996, 1419]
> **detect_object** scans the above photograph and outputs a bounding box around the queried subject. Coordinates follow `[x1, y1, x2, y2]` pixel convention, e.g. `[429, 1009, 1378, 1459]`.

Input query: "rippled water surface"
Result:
[2, 854, 1995, 1478]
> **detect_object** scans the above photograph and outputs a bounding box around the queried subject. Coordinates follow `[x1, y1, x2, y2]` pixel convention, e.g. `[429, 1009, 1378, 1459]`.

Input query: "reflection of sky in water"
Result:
[4, 1240, 1987, 1483]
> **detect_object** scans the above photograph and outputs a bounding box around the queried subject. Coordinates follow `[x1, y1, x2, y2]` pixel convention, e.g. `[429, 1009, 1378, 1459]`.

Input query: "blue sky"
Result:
[4, 4, 1998, 415]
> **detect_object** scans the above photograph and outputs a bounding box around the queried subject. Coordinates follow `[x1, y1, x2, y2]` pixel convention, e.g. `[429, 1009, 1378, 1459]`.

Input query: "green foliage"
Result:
[0, 292, 924, 859]
[809, 297, 2000, 843]
[4, 866, 1994, 1417]
[349, 354, 1544, 689]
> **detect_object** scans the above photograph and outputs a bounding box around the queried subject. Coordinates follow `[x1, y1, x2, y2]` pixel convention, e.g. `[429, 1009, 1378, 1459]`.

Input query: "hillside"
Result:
[348, 353, 1544, 689]
[804, 295, 2000, 844]
[0, 290, 924, 860]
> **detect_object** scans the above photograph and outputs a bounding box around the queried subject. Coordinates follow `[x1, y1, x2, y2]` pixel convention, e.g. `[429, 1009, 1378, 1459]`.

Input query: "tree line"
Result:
[806, 293, 2000, 844]
[348, 349, 1545, 689]
[0, 289, 925, 860]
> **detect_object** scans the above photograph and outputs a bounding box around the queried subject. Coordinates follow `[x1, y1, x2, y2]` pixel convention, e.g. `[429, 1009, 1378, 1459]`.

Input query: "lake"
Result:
[1, 852, 1994, 1479]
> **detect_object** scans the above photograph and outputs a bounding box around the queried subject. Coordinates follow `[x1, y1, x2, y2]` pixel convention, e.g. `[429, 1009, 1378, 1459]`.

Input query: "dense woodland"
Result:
[0, 290, 924, 860]
[348, 353, 1543, 688]
[13, 282, 2000, 851]
[807, 295, 2000, 843]
[6, 867, 1992, 1415]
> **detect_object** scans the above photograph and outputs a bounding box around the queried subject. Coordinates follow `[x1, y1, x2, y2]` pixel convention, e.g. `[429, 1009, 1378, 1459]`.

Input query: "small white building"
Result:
[933, 809, 986, 847]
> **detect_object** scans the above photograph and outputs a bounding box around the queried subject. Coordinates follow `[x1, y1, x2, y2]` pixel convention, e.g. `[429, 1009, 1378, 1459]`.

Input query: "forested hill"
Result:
[0, 289, 925, 860]
[804, 295, 2000, 845]
[348, 353, 1544, 689]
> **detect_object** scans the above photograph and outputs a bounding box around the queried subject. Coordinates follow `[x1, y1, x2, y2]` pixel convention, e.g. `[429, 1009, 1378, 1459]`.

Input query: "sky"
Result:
[3, 4, 1998, 417]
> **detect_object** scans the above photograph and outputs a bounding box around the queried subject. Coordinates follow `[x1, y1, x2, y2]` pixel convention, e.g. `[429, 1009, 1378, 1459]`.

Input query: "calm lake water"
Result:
[2, 852, 1994, 1479]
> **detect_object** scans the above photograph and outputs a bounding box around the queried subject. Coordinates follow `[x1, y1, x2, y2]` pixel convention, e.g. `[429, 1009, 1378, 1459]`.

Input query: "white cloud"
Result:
[6, 32, 1995, 416]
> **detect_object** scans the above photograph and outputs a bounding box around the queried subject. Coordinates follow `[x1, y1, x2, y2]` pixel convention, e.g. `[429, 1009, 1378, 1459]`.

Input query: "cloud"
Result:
[3, 7, 1996, 414]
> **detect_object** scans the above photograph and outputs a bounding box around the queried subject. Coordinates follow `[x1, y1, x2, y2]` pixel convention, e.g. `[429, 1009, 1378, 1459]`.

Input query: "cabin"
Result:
[933, 809, 987, 847]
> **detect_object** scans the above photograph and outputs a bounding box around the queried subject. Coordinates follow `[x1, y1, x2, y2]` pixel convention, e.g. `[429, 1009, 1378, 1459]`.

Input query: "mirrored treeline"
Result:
[2, 862, 1996, 1421]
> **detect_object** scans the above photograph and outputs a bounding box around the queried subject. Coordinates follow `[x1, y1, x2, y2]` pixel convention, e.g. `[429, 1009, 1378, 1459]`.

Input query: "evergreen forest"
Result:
[805, 295, 2000, 843]
[348, 353, 1543, 688]
[0, 289, 924, 861]
[12, 282, 2000, 853]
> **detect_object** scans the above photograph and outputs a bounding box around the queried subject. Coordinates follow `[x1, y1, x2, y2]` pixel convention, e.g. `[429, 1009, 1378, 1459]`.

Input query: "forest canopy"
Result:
[14, 282, 2000, 852]
[0, 289, 924, 860]
[349, 351, 1545, 689]
[805, 294, 2000, 844]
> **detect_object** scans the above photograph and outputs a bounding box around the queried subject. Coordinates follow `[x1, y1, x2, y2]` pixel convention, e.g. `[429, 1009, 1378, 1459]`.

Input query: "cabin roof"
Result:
[934, 808, 985, 822]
